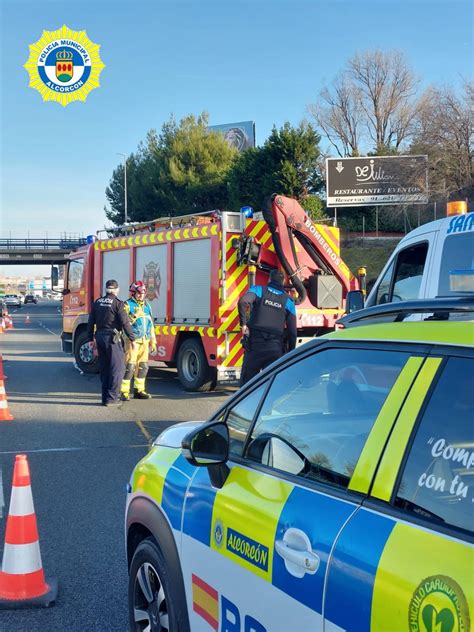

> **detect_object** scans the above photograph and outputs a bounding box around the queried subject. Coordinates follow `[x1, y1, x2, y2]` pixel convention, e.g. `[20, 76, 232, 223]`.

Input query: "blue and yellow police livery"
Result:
[126, 302, 473, 632]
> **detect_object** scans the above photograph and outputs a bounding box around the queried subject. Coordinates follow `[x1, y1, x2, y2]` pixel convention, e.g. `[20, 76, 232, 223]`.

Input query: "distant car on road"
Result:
[4, 294, 21, 308]
[24, 294, 38, 304]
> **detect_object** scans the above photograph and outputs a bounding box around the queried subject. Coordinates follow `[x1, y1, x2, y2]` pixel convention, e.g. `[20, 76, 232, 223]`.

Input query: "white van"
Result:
[365, 211, 474, 307]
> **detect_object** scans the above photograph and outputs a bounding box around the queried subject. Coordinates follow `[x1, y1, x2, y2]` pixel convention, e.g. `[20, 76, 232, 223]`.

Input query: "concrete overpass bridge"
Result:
[0, 238, 87, 265]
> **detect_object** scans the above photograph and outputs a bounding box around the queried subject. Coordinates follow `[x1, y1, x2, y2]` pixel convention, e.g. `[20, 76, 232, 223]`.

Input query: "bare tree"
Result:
[411, 82, 473, 199]
[349, 50, 418, 151]
[308, 50, 419, 156]
[308, 77, 361, 157]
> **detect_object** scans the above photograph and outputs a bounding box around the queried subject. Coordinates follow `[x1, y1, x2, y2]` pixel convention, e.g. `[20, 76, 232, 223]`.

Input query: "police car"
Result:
[125, 300, 473, 632]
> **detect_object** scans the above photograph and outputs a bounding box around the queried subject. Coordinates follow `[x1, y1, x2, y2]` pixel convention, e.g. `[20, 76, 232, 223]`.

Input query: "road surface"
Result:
[0, 300, 234, 630]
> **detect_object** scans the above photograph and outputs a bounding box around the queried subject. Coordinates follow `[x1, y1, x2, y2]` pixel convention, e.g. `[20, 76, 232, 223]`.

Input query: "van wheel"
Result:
[177, 338, 217, 392]
[74, 330, 99, 374]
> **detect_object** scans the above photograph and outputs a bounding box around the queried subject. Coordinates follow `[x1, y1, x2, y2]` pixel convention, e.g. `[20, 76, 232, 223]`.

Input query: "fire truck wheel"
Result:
[74, 330, 99, 374]
[177, 338, 217, 392]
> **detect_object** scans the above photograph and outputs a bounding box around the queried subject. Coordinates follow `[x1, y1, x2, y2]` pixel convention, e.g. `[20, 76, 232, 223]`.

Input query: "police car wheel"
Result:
[177, 338, 217, 392]
[128, 537, 179, 632]
[74, 330, 99, 374]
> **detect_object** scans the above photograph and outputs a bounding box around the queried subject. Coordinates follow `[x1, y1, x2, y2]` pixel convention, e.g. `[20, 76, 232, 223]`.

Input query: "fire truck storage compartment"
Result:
[102, 249, 130, 300]
[173, 239, 211, 322]
[308, 274, 343, 309]
[135, 244, 167, 320]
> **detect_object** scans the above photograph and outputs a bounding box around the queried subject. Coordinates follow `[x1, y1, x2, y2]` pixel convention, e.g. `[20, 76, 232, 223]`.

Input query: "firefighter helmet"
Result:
[130, 280, 146, 295]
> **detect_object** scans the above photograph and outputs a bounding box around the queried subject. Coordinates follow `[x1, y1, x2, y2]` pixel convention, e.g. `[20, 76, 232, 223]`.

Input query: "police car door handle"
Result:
[275, 528, 320, 578]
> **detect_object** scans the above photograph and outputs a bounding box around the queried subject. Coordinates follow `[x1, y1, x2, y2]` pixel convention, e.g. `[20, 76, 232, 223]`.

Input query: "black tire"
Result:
[74, 329, 99, 374]
[128, 537, 187, 632]
[176, 338, 217, 392]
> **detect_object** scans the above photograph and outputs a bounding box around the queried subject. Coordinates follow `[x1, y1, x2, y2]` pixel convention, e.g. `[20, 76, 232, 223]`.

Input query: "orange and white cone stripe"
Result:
[0, 455, 57, 608]
[0, 376, 13, 421]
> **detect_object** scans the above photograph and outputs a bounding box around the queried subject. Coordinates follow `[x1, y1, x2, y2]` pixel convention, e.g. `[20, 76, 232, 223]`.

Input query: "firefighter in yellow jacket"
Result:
[121, 281, 157, 400]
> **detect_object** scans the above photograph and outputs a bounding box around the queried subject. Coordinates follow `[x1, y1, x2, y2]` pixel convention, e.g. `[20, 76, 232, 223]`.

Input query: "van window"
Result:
[438, 233, 474, 296]
[374, 243, 428, 304]
[375, 260, 395, 304]
[68, 259, 84, 292]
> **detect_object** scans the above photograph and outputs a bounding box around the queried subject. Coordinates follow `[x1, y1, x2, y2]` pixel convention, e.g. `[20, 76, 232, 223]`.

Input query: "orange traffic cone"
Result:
[0, 319, 4, 334]
[0, 371, 13, 421]
[0, 455, 58, 609]
[25, 315, 31, 325]
[7, 316, 14, 329]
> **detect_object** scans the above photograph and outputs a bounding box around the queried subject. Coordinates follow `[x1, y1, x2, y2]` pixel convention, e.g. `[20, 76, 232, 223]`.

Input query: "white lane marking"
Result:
[37, 321, 60, 337]
[73, 362, 84, 375]
[1, 445, 147, 455]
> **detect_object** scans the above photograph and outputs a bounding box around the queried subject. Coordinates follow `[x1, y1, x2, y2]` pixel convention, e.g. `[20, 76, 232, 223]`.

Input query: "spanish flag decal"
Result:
[192, 574, 219, 630]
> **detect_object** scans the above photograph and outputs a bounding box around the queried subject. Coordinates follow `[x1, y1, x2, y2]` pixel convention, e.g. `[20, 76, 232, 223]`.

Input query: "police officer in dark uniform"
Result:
[87, 279, 135, 406]
[238, 270, 297, 386]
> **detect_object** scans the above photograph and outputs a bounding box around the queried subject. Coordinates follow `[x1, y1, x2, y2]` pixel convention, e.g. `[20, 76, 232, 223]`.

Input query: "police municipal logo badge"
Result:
[213, 520, 224, 548]
[24, 25, 105, 106]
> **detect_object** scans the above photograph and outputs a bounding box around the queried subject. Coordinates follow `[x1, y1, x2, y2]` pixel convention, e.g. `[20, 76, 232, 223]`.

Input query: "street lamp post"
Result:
[117, 152, 128, 224]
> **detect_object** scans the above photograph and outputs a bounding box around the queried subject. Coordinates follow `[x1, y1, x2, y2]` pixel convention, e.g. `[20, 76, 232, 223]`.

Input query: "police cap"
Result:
[105, 279, 119, 289]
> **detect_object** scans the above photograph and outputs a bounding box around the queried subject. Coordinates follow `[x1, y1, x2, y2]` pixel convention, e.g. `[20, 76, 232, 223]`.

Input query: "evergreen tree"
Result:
[105, 114, 237, 225]
[228, 121, 323, 211]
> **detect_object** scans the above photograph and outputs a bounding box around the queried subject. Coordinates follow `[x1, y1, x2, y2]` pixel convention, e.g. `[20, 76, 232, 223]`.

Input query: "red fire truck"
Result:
[58, 195, 358, 391]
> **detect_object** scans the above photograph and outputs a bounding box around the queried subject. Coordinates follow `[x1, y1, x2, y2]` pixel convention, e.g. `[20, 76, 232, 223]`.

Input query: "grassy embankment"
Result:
[341, 239, 401, 284]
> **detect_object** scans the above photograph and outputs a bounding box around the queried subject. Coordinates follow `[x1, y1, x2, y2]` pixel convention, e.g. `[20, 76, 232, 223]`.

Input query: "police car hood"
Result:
[153, 420, 206, 448]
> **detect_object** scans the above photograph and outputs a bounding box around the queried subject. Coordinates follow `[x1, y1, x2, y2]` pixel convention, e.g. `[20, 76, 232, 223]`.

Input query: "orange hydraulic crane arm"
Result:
[262, 194, 353, 304]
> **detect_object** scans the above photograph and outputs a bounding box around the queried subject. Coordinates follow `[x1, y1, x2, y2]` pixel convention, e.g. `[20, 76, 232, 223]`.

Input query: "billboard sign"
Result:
[326, 155, 428, 207]
[209, 121, 255, 151]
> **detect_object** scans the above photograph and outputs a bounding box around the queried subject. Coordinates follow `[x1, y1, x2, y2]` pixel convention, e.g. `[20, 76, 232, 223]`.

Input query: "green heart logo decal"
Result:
[422, 604, 455, 632]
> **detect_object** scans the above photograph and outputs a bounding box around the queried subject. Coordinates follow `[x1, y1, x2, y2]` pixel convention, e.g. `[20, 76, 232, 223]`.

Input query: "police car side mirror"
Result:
[182, 421, 229, 466]
[182, 421, 230, 488]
